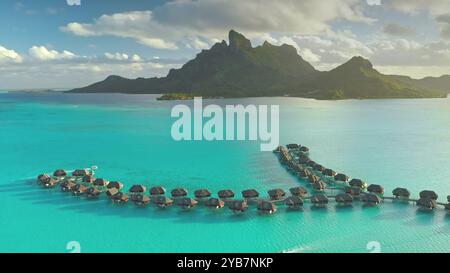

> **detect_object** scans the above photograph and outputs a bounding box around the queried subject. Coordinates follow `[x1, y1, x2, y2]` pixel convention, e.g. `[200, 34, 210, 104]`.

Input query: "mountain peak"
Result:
[346, 56, 373, 69]
[229, 29, 252, 50]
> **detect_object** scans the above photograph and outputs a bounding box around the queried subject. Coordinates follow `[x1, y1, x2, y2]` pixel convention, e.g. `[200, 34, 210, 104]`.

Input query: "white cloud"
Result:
[29, 46, 76, 61]
[105, 52, 129, 61]
[0, 45, 23, 63]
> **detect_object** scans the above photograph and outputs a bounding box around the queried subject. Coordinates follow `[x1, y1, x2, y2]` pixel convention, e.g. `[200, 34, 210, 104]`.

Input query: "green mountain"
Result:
[69, 30, 448, 100]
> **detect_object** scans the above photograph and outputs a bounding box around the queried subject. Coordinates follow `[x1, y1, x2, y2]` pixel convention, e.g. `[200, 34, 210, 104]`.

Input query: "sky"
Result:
[1, 0, 450, 89]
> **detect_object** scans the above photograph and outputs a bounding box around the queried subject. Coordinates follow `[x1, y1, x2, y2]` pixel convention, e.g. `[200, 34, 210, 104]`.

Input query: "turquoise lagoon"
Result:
[0, 92, 449, 253]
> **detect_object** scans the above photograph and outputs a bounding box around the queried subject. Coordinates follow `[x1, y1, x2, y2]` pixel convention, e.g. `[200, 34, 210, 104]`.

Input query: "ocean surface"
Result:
[0, 92, 449, 253]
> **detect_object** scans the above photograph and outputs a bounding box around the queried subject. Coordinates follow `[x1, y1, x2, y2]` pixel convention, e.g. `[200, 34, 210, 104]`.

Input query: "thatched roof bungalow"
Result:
[106, 188, 119, 198]
[308, 174, 320, 184]
[313, 164, 325, 172]
[419, 190, 438, 200]
[154, 196, 174, 208]
[286, 144, 299, 150]
[335, 193, 353, 204]
[228, 200, 248, 213]
[205, 198, 225, 209]
[72, 169, 90, 177]
[257, 201, 277, 214]
[289, 186, 308, 197]
[268, 189, 286, 200]
[349, 179, 367, 189]
[322, 169, 337, 177]
[367, 184, 384, 195]
[86, 187, 101, 199]
[177, 197, 198, 209]
[107, 181, 124, 190]
[132, 194, 150, 206]
[416, 198, 437, 210]
[37, 174, 51, 185]
[345, 186, 362, 196]
[53, 169, 67, 177]
[60, 180, 76, 192]
[72, 184, 88, 195]
[312, 181, 327, 191]
[299, 146, 309, 153]
[306, 161, 317, 168]
[111, 192, 129, 204]
[392, 188, 411, 198]
[171, 188, 188, 198]
[82, 175, 95, 184]
[334, 173, 349, 182]
[298, 155, 310, 164]
[284, 196, 304, 208]
[297, 169, 310, 178]
[311, 194, 329, 205]
[150, 186, 166, 196]
[129, 184, 147, 193]
[242, 189, 259, 199]
[93, 178, 109, 187]
[194, 189, 212, 199]
[218, 189, 235, 199]
[361, 193, 382, 204]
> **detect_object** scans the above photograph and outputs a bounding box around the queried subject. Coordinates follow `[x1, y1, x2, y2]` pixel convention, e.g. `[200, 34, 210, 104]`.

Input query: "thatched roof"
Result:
[286, 144, 299, 149]
[312, 181, 327, 191]
[53, 169, 67, 177]
[416, 198, 436, 209]
[37, 174, 51, 184]
[367, 184, 384, 194]
[311, 194, 329, 204]
[228, 200, 248, 211]
[349, 179, 367, 189]
[322, 169, 336, 177]
[155, 195, 174, 206]
[86, 187, 101, 197]
[297, 169, 310, 178]
[150, 186, 166, 195]
[93, 178, 109, 187]
[392, 188, 411, 198]
[242, 189, 259, 198]
[60, 180, 76, 191]
[205, 198, 225, 208]
[82, 175, 95, 183]
[171, 188, 188, 197]
[298, 155, 311, 164]
[257, 201, 277, 212]
[289, 186, 308, 197]
[107, 181, 124, 190]
[72, 169, 90, 177]
[308, 174, 320, 184]
[218, 189, 235, 199]
[284, 196, 304, 206]
[194, 189, 212, 198]
[72, 184, 87, 194]
[268, 188, 286, 199]
[106, 188, 119, 197]
[313, 164, 325, 172]
[132, 194, 150, 204]
[177, 197, 198, 208]
[299, 146, 309, 153]
[419, 190, 438, 200]
[334, 173, 349, 182]
[306, 161, 317, 168]
[361, 193, 382, 204]
[335, 193, 353, 203]
[345, 186, 362, 196]
[129, 184, 147, 193]
[112, 192, 129, 202]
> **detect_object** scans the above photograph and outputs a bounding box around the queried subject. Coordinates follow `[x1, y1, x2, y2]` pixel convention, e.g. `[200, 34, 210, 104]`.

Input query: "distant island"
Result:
[69, 30, 449, 100]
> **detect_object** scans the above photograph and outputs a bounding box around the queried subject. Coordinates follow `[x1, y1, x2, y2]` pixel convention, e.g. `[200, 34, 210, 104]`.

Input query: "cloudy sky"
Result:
[2, 0, 450, 89]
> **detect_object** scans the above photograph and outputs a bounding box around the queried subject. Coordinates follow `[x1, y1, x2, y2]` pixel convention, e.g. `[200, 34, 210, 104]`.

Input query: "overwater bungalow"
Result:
[289, 186, 308, 197]
[132, 194, 151, 206]
[392, 188, 411, 199]
[335, 193, 353, 205]
[242, 189, 259, 199]
[171, 188, 188, 198]
[361, 193, 382, 205]
[419, 190, 438, 200]
[286, 144, 299, 150]
[298, 155, 310, 164]
[334, 173, 349, 183]
[107, 181, 124, 190]
[257, 201, 277, 214]
[284, 196, 304, 209]
[349, 178, 367, 189]
[154, 196, 174, 208]
[53, 169, 67, 177]
[129, 184, 147, 193]
[367, 184, 384, 195]
[60, 180, 76, 192]
[218, 189, 235, 199]
[268, 189, 286, 200]
[111, 192, 129, 204]
[310, 194, 329, 206]
[177, 197, 198, 209]
[299, 146, 310, 153]
[416, 198, 437, 211]
[228, 200, 248, 213]
[37, 174, 58, 188]
[313, 164, 326, 172]
[312, 181, 327, 191]
[93, 178, 109, 187]
[82, 175, 95, 184]
[194, 189, 212, 199]
[306, 161, 317, 168]
[345, 186, 362, 196]
[86, 187, 101, 199]
[298, 169, 310, 178]
[205, 198, 225, 209]
[308, 174, 320, 184]
[72, 184, 88, 195]
[322, 169, 337, 177]
[106, 188, 119, 197]
[150, 186, 166, 196]
[72, 169, 91, 177]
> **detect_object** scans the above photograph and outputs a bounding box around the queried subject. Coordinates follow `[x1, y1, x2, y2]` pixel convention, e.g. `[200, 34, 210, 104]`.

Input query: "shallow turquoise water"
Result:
[0, 92, 449, 253]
